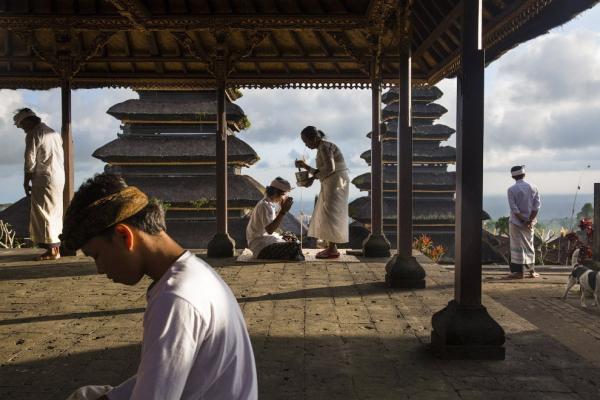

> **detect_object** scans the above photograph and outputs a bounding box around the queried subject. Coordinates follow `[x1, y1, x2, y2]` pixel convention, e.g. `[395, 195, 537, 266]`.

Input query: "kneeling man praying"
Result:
[245, 177, 304, 261]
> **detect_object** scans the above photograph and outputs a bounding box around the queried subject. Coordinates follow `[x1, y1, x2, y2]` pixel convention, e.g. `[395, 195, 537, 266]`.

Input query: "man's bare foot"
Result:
[34, 247, 61, 261]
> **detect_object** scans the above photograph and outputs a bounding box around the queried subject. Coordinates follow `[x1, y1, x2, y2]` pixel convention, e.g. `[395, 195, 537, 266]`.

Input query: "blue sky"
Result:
[0, 6, 599, 205]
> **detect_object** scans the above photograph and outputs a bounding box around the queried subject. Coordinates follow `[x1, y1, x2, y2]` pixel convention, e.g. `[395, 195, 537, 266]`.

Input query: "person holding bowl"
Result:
[295, 126, 349, 258]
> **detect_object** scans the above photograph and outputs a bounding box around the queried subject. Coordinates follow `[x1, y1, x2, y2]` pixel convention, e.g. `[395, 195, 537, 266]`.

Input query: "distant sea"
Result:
[289, 193, 595, 222]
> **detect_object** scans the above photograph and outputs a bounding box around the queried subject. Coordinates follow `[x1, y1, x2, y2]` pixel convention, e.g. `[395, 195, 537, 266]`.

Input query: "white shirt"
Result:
[24, 123, 64, 176]
[507, 179, 541, 227]
[107, 251, 257, 400]
[245, 197, 285, 257]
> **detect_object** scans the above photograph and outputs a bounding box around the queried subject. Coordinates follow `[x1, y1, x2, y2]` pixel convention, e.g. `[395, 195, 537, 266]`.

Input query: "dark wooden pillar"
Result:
[594, 183, 600, 263]
[363, 69, 391, 257]
[431, 0, 505, 360]
[207, 39, 235, 257]
[384, 22, 425, 287]
[61, 79, 74, 212]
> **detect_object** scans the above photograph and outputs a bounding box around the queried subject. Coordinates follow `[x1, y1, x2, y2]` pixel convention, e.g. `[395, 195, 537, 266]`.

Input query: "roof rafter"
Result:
[106, 0, 151, 31]
[413, 1, 461, 65]
[327, 31, 370, 76]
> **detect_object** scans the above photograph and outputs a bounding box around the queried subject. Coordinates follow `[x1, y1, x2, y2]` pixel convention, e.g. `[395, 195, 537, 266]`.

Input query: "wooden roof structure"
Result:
[0, 0, 597, 90]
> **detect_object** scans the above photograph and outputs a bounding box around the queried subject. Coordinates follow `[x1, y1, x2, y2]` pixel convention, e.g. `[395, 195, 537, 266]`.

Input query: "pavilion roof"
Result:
[0, 0, 596, 90]
[349, 196, 455, 225]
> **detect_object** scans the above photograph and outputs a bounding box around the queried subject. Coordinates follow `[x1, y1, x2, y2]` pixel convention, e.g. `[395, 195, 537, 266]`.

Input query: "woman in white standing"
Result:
[295, 126, 349, 259]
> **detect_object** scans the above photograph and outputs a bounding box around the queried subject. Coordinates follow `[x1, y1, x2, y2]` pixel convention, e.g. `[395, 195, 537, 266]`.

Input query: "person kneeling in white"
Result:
[245, 177, 304, 261]
[62, 173, 257, 400]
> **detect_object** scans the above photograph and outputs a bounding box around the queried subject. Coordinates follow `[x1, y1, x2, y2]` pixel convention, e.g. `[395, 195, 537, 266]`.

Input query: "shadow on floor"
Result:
[2, 330, 600, 400]
[0, 262, 97, 281]
[0, 307, 146, 326]
[238, 281, 455, 303]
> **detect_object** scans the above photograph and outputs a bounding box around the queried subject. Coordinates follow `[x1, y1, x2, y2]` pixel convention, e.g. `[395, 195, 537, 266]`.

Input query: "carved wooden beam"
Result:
[0, 15, 370, 31]
[106, 0, 151, 31]
[413, 1, 462, 64]
[327, 31, 370, 76]
[228, 30, 269, 75]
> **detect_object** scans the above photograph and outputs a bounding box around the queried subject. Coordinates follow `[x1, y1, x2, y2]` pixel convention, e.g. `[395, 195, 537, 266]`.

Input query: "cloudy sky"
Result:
[0, 6, 599, 205]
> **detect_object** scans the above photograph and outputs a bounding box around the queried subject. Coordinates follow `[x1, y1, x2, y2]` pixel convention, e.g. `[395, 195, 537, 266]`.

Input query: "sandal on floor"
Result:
[527, 272, 540, 278]
[503, 272, 523, 280]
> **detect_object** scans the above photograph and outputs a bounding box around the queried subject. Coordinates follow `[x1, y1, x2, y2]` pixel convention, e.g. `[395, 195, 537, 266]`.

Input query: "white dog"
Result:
[563, 250, 600, 308]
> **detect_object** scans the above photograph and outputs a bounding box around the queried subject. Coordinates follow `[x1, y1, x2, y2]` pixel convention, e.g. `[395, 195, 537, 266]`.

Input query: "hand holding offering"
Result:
[295, 159, 309, 170]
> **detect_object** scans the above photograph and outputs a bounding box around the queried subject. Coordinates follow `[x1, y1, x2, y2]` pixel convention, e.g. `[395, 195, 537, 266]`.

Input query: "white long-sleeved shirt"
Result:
[107, 251, 257, 400]
[245, 197, 285, 257]
[507, 179, 541, 227]
[24, 123, 64, 176]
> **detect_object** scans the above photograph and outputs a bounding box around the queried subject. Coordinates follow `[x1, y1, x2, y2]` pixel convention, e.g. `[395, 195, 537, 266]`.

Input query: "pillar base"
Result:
[207, 233, 236, 258]
[362, 234, 391, 258]
[431, 300, 505, 360]
[385, 254, 426, 288]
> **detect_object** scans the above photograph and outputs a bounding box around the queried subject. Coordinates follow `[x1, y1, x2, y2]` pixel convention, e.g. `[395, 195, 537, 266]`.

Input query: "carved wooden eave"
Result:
[0, 0, 597, 90]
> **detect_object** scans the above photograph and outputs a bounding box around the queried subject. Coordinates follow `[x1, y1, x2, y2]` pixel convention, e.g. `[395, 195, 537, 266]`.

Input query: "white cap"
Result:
[13, 109, 37, 128]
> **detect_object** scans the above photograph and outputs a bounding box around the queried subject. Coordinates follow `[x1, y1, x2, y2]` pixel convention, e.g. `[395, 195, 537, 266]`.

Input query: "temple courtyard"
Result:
[2, 249, 600, 400]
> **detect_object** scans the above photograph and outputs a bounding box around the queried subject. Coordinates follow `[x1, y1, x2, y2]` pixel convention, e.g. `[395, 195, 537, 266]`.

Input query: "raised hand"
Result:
[281, 196, 294, 213]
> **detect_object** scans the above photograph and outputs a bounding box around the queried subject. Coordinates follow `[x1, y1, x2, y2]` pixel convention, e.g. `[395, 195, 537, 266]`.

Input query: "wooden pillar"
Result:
[384, 15, 425, 287]
[61, 79, 74, 212]
[363, 69, 391, 257]
[430, 0, 505, 360]
[207, 37, 235, 258]
[397, 48, 413, 258]
[594, 183, 600, 263]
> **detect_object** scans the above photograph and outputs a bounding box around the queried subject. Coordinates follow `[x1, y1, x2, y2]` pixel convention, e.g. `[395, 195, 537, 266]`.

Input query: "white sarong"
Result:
[509, 222, 535, 265]
[308, 170, 349, 243]
[30, 173, 64, 244]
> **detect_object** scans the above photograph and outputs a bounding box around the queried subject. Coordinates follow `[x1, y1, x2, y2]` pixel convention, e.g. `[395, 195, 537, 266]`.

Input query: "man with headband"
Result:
[62, 174, 257, 400]
[14, 108, 64, 260]
[506, 165, 541, 279]
[246, 177, 304, 260]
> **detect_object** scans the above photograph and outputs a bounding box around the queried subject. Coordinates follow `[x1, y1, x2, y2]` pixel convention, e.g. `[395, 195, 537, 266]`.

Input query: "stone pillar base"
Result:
[207, 233, 236, 258]
[431, 300, 505, 360]
[362, 234, 391, 258]
[385, 254, 426, 288]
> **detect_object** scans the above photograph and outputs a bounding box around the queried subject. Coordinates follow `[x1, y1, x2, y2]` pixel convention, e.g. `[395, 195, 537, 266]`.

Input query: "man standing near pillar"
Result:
[14, 108, 65, 261]
[506, 165, 540, 279]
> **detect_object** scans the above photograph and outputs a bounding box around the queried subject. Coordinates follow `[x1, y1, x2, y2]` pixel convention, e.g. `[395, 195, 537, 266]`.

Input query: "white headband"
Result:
[13, 109, 37, 128]
[270, 179, 292, 192]
[511, 167, 525, 177]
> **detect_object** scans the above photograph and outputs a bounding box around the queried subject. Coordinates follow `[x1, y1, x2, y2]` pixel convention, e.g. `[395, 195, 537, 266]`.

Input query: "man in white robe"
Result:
[14, 108, 64, 260]
[506, 165, 541, 279]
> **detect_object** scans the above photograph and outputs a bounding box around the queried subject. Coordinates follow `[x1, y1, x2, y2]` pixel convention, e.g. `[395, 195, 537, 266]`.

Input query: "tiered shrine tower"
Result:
[349, 86, 457, 259]
[94, 89, 301, 249]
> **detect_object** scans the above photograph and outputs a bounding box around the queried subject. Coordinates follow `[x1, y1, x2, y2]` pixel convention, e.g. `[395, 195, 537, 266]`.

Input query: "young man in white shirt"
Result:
[245, 177, 304, 260]
[61, 173, 257, 400]
[506, 165, 541, 279]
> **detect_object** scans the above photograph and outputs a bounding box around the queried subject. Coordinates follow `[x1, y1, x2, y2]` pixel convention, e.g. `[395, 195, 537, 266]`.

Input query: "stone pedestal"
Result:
[385, 254, 425, 288]
[431, 300, 505, 360]
[207, 233, 236, 258]
[363, 233, 391, 257]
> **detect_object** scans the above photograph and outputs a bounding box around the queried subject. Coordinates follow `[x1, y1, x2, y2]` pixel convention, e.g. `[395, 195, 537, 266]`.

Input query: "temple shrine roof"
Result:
[93, 134, 259, 165]
[382, 85, 444, 104]
[367, 120, 455, 141]
[382, 102, 448, 122]
[361, 141, 456, 164]
[349, 196, 455, 225]
[352, 168, 455, 192]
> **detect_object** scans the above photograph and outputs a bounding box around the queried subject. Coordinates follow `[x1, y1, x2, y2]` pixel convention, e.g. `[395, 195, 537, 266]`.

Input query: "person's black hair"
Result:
[67, 173, 166, 237]
[15, 107, 41, 126]
[265, 186, 285, 198]
[300, 126, 325, 140]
